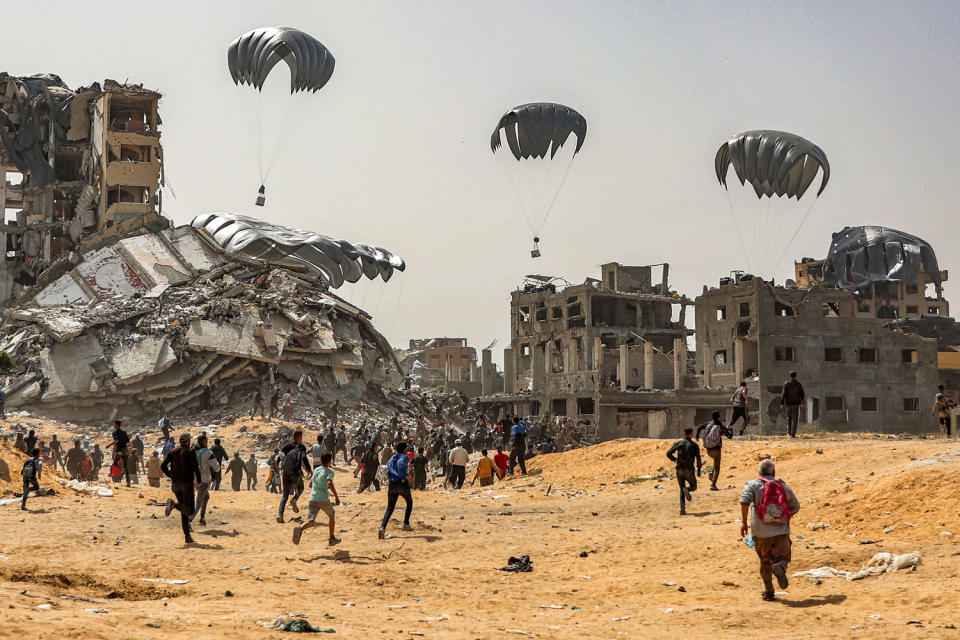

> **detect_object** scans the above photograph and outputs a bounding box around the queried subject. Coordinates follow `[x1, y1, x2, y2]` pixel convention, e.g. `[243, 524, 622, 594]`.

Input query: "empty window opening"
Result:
[521, 344, 531, 357]
[822, 302, 840, 317]
[774, 302, 794, 317]
[737, 320, 751, 337]
[858, 348, 877, 363]
[906, 305, 919, 315]
[714, 349, 727, 365]
[901, 349, 918, 364]
[906, 283, 919, 294]
[775, 346, 795, 362]
[928, 306, 941, 315]
[903, 397, 920, 412]
[518, 306, 530, 323]
[576, 397, 595, 414]
[551, 306, 563, 320]
[551, 398, 567, 415]
[715, 306, 727, 321]
[530, 400, 541, 416]
[861, 397, 878, 412]
[824, 347, 842, 362]
[535, 302, 547, 322]
[825, 396, 844, 411]
[739, 302, 750, 317]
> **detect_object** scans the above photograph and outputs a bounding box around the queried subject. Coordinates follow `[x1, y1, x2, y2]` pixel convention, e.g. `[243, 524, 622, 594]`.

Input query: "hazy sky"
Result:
[6, 1, 960, 363]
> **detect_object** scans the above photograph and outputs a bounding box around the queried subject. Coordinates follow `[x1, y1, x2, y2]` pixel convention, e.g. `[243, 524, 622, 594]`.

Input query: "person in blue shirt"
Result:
[378, 441, 415, 539]
[508, 417, 528, 475]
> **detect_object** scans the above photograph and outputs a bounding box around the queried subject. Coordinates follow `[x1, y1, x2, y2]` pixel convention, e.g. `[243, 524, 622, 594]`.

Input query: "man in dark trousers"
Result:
[666, 427, 702, 515]
[508, 417, 528, 476]
[277, 429, 311, 523]
[357, 443, 381, 493]
[696, 411, 733, 491]
[269, 388, 281, 419]
[20, 448, 42, 511]
[106, 420, 133, 487]
[730, 381, 752, 435]
[251, 387, 265, 418]
[378, 441, 415, 539]
[65, 439, 86, 480]
[161, 433, 202, 544]
[779, 371, 805, 438]
[210, 438, 228, 490]
[227, 452, 245, 491]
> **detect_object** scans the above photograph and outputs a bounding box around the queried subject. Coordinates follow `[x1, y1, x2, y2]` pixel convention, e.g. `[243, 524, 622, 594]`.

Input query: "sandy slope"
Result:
[0, 433, 959, 639]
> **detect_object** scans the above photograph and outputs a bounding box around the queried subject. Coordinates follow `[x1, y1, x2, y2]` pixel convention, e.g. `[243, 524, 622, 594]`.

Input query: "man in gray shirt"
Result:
[739, 459, 801, 601]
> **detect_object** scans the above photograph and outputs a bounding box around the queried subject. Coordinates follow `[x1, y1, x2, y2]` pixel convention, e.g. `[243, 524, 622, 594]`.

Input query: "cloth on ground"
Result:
[792, 551, 922, 581]
[500, 554, 533, 573]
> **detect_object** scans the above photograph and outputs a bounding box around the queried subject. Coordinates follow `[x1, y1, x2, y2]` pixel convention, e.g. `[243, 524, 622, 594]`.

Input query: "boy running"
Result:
[293, 452, 341, 546]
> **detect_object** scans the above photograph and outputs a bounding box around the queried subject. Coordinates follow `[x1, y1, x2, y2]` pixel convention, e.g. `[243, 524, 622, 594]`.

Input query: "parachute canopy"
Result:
[190, 213, 404, 289]
[491, 103, 587, 161]
[823, 226, 941, 293]
[228, 27, 335, 94]
[715, 130, 829, 200]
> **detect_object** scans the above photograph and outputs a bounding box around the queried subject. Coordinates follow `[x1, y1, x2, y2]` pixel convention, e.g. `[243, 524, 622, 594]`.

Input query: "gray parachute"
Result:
[228, 27, 335, 93]
[715, 130, 829, 200]
[190, 213, 404, 289]
[491, 103, 587, 160]
[823, 226, 941, 293]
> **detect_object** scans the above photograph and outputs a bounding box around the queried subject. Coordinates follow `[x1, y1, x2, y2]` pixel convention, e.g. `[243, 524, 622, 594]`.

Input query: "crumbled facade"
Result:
[0, 74, 165, 305]
[480, 264, 732, 441]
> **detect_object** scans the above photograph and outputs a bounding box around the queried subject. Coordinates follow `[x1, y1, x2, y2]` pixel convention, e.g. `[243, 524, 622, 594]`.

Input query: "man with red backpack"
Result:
[739, 459, 801, 602]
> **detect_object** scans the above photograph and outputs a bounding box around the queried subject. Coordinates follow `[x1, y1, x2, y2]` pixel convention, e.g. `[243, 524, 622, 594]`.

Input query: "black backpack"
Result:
[21, 458, 37, 480]
[280, 447, 302, 475]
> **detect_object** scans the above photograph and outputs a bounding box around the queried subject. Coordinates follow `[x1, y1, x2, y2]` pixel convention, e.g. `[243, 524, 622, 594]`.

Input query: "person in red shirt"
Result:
[493, 447, 509, 477]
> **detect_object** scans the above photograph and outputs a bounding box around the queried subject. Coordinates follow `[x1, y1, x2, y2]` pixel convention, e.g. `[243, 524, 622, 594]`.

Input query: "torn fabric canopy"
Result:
[823, 226, 941, 293]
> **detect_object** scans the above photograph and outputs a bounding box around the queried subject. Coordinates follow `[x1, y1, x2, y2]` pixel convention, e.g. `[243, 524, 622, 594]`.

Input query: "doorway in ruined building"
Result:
[740, 340, 758, 378]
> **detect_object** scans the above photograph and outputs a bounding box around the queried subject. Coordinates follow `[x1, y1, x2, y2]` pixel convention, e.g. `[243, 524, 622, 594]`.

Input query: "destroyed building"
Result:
[0, 74, 165, 304]
[394, 337, 498, 398]
[479, 264, 731, 440]
[696, 226, 945, 434]
[0, 74, 405, 424]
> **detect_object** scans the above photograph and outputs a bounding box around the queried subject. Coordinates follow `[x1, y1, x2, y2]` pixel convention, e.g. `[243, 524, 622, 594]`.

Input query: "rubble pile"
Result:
[0, 224, 403, 424]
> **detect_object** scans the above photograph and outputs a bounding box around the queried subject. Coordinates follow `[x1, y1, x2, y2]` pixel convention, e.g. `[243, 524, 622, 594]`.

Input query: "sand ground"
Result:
[1, 430, 959, 639]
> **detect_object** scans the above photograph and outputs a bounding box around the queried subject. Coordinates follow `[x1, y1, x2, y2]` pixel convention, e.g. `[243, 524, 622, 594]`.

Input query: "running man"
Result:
[293, 452, 340, 546]
[161, 433, 202, 544]
[666, 427, 702, 515]
[378, 442, 414, 539]
[696, 411, 732, 491]
[730, 381, 752, 435]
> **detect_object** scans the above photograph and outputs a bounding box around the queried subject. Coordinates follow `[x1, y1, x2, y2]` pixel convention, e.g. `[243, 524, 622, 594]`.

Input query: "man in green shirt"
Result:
[412, 447, 429, 490]
[310, 434, 327, 470]
[293, 452, 340, 546]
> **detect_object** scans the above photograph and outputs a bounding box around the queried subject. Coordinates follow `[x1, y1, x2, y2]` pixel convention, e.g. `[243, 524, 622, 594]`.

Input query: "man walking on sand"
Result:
[191, 433, 218, 527]
[293, 452, 341, 546]
[779, 371, 805, 438]
[508, 417, 528, 476]
[161, 433, 202, 544]
[471, 449, 502, 487]
[277, 429, 311, 523]
[697, 411, 732, 491]
[448, 439, 468, 489]
[740, 459, 801, 602]
[245, 453, 258, 490]
[227, 452, 245, 491]
[20, 448, 42, 511]
[730, 381, 752, 435]
[147, 451, 163, 487]
[378, 441, 415, 539]
[666, 427, 701, 516]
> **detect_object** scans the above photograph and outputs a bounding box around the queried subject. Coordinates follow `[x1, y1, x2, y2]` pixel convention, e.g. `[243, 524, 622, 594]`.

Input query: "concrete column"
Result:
[503, 348, 515, 395]
[593, 337, 603, 370]
[444, 355, 451, 382]
[481, 349, 493, 395]
[734, 339, 744, 382]
[618, 344, 629, 391]
[532, 343, 546, 393]
[703, 333, 712, 388]
[470, 363, 479, 382]
[673, 337, 685, 390]
[643, 342, 654, 390]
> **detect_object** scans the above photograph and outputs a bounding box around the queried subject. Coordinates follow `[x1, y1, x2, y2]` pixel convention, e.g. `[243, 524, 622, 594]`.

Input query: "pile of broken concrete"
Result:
[0, 223, 400, 424]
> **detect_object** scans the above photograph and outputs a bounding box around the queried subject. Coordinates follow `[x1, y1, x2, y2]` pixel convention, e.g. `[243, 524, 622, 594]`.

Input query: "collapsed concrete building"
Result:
[697, 226, 947, 434]
[394, 337, 503, 398]
[478, 264, 731, 440]
[0, 73, 404, 424]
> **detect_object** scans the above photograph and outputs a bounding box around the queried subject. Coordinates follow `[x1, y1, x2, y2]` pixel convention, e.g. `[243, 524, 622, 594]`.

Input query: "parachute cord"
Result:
[372, 282, 386, 319]
[498, 155, 538, 236]
[771, 195, 819, 277]
[724, 189, 753, 273]
[261, 93, 297, 183]
[388, 271, 405, 339]
[536, 146, 576, 234]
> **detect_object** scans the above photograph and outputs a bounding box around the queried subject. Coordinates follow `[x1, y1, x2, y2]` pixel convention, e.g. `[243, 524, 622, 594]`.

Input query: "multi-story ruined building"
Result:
[696, 227, 945, 434]
[480, 263, 731, 440]
[0, 74, 164, 305]
[407, 337, 476, 382]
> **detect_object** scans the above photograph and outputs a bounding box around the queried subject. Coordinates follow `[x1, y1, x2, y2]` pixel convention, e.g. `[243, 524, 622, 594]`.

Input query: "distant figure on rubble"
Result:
[266, 448, 281, 493]
[508, 417, 528, 476]
[66, 439, 86, 479]
[227, 452, 245, 491]
[412, 447, 429, 490]
[357, 443, 381, 493]
[251, 387, 265, 418]
[269, 389, 281, 419]
[14, 431, 26, 453]
[132, 433, 146, 473]
[24, 430, 37, 453]
[161, 433, 201, 545]
[335, 428, 348, 464]
[666, 427, 701, 516]
[48, 434, 64, 471]
[932, 384, 955, 436]
[779, 371, 805, 438]
[740, 459, 801, 602]
[159, 416, 172, 442]
[211, 439, 228, 490]
[281, 389, 294, 420]
[697, 411, 732, 492]
[730, 381, 752, 435]
[246, 453, 258, 490]
[147, 451, 163, 487]
[91, 444, 104, 481]
[20, 448, 42, 511]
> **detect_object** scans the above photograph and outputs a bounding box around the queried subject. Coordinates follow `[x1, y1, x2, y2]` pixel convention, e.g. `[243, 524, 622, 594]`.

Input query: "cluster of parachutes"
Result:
[191, 213, 405, 289]
[227, 25, 833, 271]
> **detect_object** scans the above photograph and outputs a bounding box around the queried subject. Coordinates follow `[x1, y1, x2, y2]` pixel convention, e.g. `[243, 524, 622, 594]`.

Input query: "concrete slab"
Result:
[163, 227, 224, 273]
[119, 233, 191, 286]
[76, 246, 148, 300]
[109, 335, 176, 385]
[185, 311, 278, 363]
[39, 334, 106, 398]
[33, 272, 94, 306]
